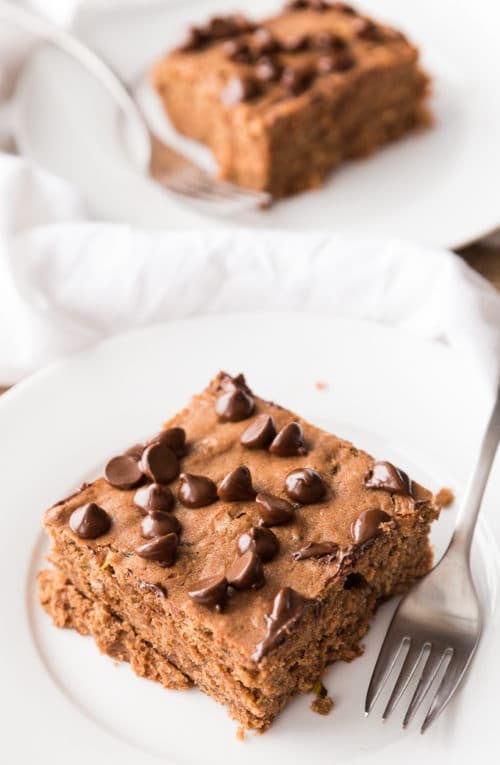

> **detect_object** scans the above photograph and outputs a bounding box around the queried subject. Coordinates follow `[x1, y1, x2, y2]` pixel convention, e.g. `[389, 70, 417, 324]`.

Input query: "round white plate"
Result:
[15, 0, 500, 246]
[0, 313, 498, 764]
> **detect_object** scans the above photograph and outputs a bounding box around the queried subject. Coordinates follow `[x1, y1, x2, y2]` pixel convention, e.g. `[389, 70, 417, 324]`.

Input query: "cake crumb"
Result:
[435, 487, 455, 508]
[236, 726, 246, 741]
[315, 380, 328, 391]
[310, 680, 334, 716]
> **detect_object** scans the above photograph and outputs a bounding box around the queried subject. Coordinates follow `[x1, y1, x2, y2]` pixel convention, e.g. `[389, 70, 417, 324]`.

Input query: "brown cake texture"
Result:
[39, 372, 440, 732]
[151, 1, 431, 199]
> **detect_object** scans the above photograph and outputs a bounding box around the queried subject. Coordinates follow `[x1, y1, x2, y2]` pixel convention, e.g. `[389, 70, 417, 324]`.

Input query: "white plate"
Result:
[0, 313, 498, 765]
[14, 0, 500, 246]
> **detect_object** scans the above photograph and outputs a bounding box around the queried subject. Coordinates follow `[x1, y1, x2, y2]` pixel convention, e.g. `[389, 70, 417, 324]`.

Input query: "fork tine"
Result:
[420, 650, 473, 733]
[382, 641, 428, 721]
[365, 634, 408, 715]
[402, 647, 450, 728]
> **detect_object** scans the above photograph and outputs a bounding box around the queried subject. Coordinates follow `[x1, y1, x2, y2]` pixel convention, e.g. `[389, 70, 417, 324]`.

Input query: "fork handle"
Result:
[450, 384, 500, 557]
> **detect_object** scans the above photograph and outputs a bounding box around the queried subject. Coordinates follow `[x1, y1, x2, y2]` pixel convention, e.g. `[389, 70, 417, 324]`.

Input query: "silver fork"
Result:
[365, 384, 500, 733]
[0, 0, 270, 213]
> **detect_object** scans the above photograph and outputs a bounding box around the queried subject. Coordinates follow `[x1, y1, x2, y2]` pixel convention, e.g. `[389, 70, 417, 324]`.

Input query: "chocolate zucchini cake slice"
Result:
[39, 372, 440, 731]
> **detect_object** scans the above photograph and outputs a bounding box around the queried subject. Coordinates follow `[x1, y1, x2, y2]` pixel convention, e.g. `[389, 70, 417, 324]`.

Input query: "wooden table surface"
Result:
[0, 243, 498, 397]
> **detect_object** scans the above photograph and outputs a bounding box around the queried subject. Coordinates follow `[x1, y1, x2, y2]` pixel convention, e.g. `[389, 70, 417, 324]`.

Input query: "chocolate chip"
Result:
[69, 502, 111, 539]
[218, 465, 256, 501]
[252, 27, 279, 54]
[353, 18, 381, 41]
[253, 587, 319, 661]
[256, 492, 295, 526]
[351, 508, 391, 545]
[311, 31, 346, 50]
[153, 427, 186, 458]
[282, 34, 309, 52]
[317, 52, 355, 74]
[124, 443, 144, 460]
[284, 0, 308, 9]
[139, 442, 179, 484]
[281, 66, 314, 95]
[309, 0, 329, 11]
[215, 386, 255, 420]
[229, 14, 256, 34]
[269, 422, 307, 456]
[365, 461, 411, 496]
[333, 52, 356, 71]
[292, 541, 339, 560]
[255, 56, 282, 82]
[206, 16, 236, 39]
[284, 468, 326, 503]
[178, 26, 206, 52]
[141, 511, 181, 539]
[178, 473, 218, 508]
[227, 550, 265, 590]
[135, 532, 178, 566]
[188, 574, 228, 610]
[105, 455, 143, 490]
[134, 483, 174, 514]
[237, 526, 279, 562]
[240, 414, 276, 449]
[223, 38, 253, 64]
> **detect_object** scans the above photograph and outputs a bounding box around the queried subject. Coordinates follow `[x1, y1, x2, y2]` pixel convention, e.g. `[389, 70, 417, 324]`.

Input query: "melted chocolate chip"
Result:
[206, 16, 237, 39]
[215, 386, 255, 420]
[284, 468, 326, 503]
[178, 473, 218, 508]
[240, 414, 276, 449]
[227, 550, 265, 590]
[178, 26, 206, 52]
[256, 492, 295, 526]
[139, 443, 180, 484]
[141, 510, 181, 539]
[351, 508, 391, 545]
[309, 0, 329, 11]
[252, 27, 279, 54]
[221, 75, 261, 106]
[223, 38, 253, 64]
[188, 574, 228, 610]
[311, 31, 346, 50]
[237, 526, 279, 562]
[353, 18, 381, 41]
[281, 66, 315, 95]
[282, 34, 309, 52]
[292, 541, 339, 560]
[153, 427, 186, 458]
[135, 532, 178, 566]
[333, 52, 356, 71]
[317, 51, 355, 74]
[255, 56, 282, 82]
[284, 0, 308, 9]
[365, 461, 411, 496]
[133, 483, 174, 514]
[104, 454, 143, 490]
[69, 502, 111, 539]
[269, 422, 307, 457]
[253, 587, 319, 661]
[218, 465, 256, 501]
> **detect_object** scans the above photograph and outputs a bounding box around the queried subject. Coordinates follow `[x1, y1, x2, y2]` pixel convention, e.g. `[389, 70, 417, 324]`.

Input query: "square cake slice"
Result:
[151, 1, 430, 199]
[40, 372, 440, 731]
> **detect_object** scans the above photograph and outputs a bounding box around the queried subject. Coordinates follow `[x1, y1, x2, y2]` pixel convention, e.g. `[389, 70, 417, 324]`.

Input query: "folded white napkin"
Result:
[0, 1, 499, 390]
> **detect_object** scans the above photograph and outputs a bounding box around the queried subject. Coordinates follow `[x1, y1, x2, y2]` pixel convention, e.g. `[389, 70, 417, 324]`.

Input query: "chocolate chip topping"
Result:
[282, 34, 309, 52]
[135, 532, 178, 566]
[351, 508, 391, 545]
[69, 502, 111, 539]
[256, 492, 295, 526]
[311, 31, 346, 50]
[317, 51, 356, 74]
[223, 38, 253, 64]
[253, 586, 319, 661]
[365, 461, 411, 496]
[221, 75, 261, 106]
[240, 414, 276, 449]
[141, 510, 181, 539]
[218, 465, 256, 501]
[255, 56, 283, 82]
[237, 526, 279, 562]
[284, 468, 326, 503]
[227, 550, 265, 590]
[281, 66, 315, 95]
[154, 427, 187, 458]
[188, 574, 228, 610]
[178, 26, 206, 52]
[139, 442, 180, 484]
[215, 386, 255, 420]
[133, 483, 174, 514]
[178, 473, 218, 508]
[353, 17, 381, 41]
[105, 454, 143, 490]
[269, 422, 307, 457]
[252, 27, 279, 54]
[292, 541, 339, 560]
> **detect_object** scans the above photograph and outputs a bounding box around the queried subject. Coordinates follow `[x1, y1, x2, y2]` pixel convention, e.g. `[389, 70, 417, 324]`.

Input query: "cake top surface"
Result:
[44, 371, 435, 662]
[154, 0, 419, 120]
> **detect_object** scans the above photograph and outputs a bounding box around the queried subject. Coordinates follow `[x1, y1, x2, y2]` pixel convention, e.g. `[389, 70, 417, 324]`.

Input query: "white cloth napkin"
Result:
[0, 1, 499, 389]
